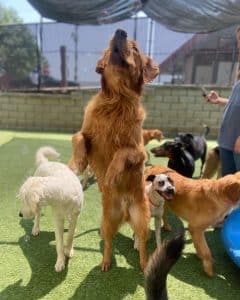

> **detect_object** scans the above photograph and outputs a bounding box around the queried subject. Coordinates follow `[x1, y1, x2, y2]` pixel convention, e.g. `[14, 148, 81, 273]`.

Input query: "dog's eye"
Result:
[159, 181, 164, 187]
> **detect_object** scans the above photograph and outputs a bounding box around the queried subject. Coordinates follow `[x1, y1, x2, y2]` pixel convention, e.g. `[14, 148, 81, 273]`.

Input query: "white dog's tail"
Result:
[36, 146, 60, 166]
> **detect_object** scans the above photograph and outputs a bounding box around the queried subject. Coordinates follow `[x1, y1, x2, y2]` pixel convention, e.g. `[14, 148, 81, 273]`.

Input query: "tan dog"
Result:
[201, 146, 221, 179]
[143, 129, 164, 145]
[69, 29, 159, 271]
[145, 165, 240, 277]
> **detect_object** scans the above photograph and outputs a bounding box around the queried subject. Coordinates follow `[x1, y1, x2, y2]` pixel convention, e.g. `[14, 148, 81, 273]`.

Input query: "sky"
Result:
[0, 0, 51, 23]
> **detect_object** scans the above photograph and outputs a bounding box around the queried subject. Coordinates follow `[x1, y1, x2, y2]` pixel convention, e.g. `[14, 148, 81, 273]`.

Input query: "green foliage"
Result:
[0, 4, 37, 79]
[0, 4, 22, 25]
[0, 24, 38, 78]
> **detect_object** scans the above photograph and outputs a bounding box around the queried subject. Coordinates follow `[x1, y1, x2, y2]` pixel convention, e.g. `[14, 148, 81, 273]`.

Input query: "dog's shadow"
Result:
[69, 232, 146, 300]
[169, 229, 240, 300]
[70, 221, 183, 300]
[0, 219, 68, 300]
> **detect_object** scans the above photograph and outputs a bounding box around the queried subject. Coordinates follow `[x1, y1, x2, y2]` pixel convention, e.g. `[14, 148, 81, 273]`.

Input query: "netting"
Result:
[0, 18, 239, 90]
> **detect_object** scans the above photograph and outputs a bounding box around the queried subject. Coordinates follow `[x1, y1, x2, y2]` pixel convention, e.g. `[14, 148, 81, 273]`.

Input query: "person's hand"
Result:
[206, 91, 219, 104]
[234, 136, 240, 153]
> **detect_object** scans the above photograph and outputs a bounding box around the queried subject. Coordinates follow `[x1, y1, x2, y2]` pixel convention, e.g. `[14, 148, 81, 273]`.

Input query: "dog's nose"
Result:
[19, 211, 23, 218]
[115, 29, 127, 39]
[167, 187, 174, 194]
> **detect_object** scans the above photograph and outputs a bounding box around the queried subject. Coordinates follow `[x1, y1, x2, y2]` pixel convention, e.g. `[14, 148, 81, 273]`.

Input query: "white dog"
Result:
[145, 174, 175, 247]
[18, 146, 84, 272]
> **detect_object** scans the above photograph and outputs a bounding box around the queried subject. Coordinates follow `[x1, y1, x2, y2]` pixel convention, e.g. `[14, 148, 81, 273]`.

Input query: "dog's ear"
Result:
[96, 49, 109, 74]
[176, 141, 183, 148]
[143, 57, 160, 83]
[185, 133, 194, 139]
[146, 174, 156, 182]
[223, 179, 240, 203]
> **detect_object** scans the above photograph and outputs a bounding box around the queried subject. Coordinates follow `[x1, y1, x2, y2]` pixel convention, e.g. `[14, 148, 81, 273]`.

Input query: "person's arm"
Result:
[205, 91, 229, 107]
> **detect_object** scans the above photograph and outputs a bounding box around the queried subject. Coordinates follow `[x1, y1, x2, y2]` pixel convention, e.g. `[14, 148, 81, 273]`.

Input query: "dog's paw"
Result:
[32, 227, 40, 236]
[101, 260, 111, 272]
[55, 257, 66, 272]
[64, 246, 74, 258]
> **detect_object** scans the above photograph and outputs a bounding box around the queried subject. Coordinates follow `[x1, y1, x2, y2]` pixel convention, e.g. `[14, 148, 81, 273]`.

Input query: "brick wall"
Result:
[0, 85, 231, 138]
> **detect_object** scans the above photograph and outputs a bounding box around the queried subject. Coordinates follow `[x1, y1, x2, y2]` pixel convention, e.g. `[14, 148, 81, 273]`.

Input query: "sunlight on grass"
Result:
[0, 131, 239, 300]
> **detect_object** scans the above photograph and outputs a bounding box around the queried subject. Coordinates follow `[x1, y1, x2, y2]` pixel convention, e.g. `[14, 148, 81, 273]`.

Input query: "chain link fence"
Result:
[0, 18, 238, 91]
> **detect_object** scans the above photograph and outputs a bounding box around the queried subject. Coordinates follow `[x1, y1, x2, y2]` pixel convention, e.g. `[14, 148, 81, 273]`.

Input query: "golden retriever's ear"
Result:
[96, 58, 105, 74]
[96, 49, 108, 74]
[143, 57, 160, 83]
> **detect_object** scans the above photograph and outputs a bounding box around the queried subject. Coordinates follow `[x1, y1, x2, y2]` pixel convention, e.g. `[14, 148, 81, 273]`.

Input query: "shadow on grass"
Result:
[0, 219, 68, 300]
[170, 229, 240, 300]
[71, 218, 240, 300]
[70, 232, 145, 300]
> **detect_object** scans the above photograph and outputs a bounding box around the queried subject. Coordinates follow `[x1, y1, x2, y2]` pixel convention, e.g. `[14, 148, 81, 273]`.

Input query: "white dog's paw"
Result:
[32, 227, 40, 236]
[64, 246, 74, 258]
[55, 257, 66, 272]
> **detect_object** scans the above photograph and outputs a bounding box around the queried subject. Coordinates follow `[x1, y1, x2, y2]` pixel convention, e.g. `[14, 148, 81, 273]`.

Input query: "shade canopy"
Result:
[28, 0, 240, 33]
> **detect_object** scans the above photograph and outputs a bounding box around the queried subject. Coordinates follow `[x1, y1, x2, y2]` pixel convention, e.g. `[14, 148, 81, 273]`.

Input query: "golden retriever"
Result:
[69, 29, 159, 271]
[145, 165, 240, 277]
[143, 129, 164, 145]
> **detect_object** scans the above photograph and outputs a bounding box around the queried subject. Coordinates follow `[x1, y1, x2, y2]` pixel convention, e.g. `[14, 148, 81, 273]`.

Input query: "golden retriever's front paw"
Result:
[55, 256, 66, 272]
[64, 246, 74, 258]
[101, 259, 111, 272]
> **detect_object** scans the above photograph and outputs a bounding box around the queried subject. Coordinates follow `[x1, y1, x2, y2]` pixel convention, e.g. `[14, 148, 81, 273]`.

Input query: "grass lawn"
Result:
[0, 130, 239, 300]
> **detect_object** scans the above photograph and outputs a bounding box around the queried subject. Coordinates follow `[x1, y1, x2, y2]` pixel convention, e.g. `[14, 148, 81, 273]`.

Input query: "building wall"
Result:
[0, 85, 231, 139]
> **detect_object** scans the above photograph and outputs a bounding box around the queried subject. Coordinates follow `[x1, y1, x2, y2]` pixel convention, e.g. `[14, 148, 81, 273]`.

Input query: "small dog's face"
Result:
[18, 181, 40, 219]
[146, 174, 175, 200]
[19, 203, 36, 219]
[95, 29, 159, 94]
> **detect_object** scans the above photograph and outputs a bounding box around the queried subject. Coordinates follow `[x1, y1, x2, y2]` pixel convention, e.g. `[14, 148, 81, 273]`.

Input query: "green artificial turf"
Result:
[0, 130, 239, 300]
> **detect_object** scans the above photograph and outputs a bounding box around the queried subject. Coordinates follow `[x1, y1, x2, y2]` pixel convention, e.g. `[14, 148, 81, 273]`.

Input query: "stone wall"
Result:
[0, 85, 231, 138]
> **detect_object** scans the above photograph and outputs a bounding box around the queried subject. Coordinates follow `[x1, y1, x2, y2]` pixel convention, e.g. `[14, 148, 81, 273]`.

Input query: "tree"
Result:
[0, 4, 38, 79]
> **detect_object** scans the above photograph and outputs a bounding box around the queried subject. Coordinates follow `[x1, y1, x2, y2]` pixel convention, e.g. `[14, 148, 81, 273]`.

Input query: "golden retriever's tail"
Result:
[35, 146, 60, 166]
[144, 233, 185, 300]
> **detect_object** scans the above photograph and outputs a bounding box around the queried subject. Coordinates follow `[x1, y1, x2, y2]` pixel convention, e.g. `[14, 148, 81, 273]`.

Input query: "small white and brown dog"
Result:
[145, 173, 175, 247]
[18, 146, 84, 272]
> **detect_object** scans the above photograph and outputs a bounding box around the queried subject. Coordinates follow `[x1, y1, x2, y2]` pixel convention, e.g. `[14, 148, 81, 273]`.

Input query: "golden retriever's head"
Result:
[96, 29, 160, 95]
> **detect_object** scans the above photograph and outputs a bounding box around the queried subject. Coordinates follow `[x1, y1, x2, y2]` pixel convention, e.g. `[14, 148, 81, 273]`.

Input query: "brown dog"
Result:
[69, 29, 159, 271]
[143, 129, 164, 145]
[201, 146, 221, 179]
[145, 165, 240, 277]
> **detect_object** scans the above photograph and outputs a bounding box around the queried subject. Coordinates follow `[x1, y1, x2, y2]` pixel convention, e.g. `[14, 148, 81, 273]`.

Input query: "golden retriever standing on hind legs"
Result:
[68, 29, 160, 271]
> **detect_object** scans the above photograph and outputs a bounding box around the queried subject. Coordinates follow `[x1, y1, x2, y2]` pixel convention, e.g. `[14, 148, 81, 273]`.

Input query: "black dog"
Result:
[151, 141, 195, 178]
[174, 125, 209, 176]
[145, 233, 185, 300]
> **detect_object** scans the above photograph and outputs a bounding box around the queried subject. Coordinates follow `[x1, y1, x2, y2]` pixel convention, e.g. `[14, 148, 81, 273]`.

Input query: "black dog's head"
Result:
[174, 133, 194, 147]
[151, 141, 184, 158]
